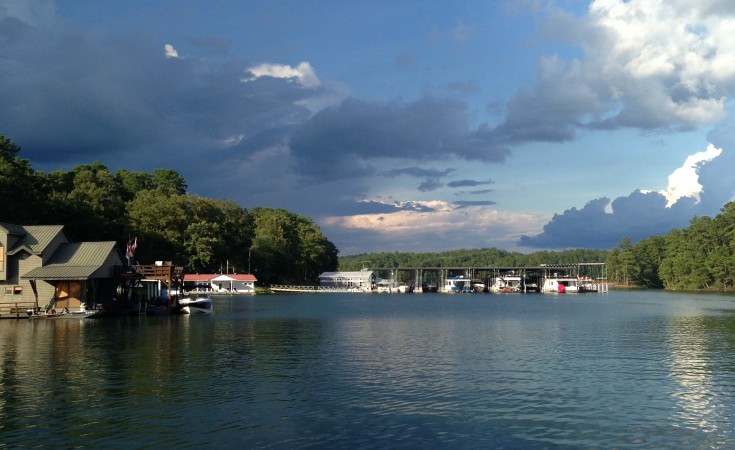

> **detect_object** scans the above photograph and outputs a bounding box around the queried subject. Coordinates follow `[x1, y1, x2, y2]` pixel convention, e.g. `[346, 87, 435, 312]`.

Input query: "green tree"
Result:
[65, 162, 126, 240]
[151, 168, 187, 194]
[115, 169, 154, 202]
[126, 189, 190, 263]
[631, 236, 665, 288]
[0, 134, 46, 224]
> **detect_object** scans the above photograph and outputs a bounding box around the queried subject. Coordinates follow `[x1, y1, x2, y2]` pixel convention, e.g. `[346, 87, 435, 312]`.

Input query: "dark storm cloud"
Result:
[447, 179, 494, 188]
[519, 189, 710, 249]
[519, 193, 690, 249]
[0, 12, 317, 169]
[288, 96, 512, 180]
[520, 107, 735, 250]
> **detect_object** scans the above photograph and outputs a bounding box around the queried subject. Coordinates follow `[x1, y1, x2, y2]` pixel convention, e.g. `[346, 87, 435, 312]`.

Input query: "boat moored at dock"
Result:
[179, 294, 213, 314]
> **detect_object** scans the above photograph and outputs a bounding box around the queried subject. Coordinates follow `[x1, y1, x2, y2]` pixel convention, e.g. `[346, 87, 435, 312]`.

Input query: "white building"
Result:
[319, 270, 375, 291]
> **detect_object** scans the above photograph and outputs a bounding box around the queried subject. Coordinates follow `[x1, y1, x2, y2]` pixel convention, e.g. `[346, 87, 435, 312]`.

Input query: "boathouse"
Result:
[0, 223, 124, 315]
[183, 273, 257, 294]
[318, 270, 375, 291]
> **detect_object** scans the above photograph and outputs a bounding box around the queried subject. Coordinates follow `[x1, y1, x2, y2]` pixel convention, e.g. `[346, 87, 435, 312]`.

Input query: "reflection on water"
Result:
[1, 292, 735, 448]
[667, 315, 735, 442]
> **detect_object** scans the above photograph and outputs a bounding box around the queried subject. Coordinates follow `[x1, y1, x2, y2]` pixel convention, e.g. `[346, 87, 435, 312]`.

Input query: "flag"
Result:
[126, 237, 137, 263]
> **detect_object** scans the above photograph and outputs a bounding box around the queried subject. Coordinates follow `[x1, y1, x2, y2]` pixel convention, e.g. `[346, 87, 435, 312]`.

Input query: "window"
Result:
[4, 286, 22, 295]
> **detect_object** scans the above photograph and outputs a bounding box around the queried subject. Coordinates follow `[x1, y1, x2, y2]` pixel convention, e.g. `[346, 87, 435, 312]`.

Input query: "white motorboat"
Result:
[489, 276, 522, 293]
[179, 294, 213, 314]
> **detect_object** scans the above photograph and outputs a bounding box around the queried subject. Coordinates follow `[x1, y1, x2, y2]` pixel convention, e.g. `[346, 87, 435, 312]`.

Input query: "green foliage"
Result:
[0, 133, 337, 284]
[151, 168, 187, 194]
[249, 208, 338, 284]
[339, 248, 609, 271]
[605, 202, 735, 291]
[0, 134, 48, 224]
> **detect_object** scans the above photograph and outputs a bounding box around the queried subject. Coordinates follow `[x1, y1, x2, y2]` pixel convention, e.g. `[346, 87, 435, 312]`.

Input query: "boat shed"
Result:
[210, 274, 257, 293]
[183, 273, 257, 294]
[319, 270, 375, 291]
[0, 223, 124, 315]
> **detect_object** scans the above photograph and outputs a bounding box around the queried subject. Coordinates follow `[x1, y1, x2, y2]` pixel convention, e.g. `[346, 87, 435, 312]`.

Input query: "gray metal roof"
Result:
[0, 222, 27, 235]
[6, 224, 65, 256]
[22, 241, 121, 280]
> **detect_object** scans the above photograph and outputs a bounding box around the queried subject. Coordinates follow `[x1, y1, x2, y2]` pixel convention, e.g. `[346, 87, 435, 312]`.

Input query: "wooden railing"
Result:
[0, 301, 38, 319]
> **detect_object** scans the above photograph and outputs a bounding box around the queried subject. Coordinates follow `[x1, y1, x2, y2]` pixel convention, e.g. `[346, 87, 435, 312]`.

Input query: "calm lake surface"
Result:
[2, 290, 735, 449]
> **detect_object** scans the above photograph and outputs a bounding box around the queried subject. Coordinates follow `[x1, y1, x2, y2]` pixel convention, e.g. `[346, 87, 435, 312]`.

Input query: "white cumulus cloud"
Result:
[243, 62, 320, 88]
[661, 143, 722, 207]
[589, 0, 735, 125]
[164, 44, 179, 59]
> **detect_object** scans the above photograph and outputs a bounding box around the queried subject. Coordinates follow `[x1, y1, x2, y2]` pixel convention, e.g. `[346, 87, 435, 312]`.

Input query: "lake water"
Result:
[1, 290, 735, 449]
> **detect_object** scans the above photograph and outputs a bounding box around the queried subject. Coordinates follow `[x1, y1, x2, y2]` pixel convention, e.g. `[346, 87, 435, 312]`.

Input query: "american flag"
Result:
[126, 237, 137, 262]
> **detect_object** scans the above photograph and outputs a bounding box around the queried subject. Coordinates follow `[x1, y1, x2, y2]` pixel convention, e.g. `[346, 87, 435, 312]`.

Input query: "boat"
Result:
[541, 277, 580, 293]
[443, 276, 473, 293]
[424, 283, 438, 293]
[27, 304, 104, 319]
[489, 275, 522, 293]
[179, 294, 213, 314]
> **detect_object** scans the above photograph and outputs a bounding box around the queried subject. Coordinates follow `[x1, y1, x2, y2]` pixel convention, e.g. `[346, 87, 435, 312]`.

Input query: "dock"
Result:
[272, 263, 609, 294]
[270, 285, 370, 293]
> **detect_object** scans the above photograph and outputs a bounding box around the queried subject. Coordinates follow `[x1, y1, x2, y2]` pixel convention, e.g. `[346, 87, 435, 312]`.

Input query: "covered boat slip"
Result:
[2, 242, 123, 318]
[365, 263, 608, 293]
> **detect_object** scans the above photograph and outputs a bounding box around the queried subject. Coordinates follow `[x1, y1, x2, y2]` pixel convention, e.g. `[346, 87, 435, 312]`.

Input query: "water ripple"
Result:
[1, 293, 735, 448]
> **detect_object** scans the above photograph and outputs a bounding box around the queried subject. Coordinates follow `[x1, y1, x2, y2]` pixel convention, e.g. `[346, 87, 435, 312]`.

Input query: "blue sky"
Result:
[2, 0, 735, 255]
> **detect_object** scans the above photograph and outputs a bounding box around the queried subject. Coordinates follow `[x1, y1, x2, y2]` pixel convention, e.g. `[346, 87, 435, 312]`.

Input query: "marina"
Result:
[275, 263, 608, 294]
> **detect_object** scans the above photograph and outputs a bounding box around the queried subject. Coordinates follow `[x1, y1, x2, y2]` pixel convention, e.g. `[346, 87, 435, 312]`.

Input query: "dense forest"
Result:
[0, 133, 338, 285]
[606, 203, 735, 291]
[339, 248, 610, 271]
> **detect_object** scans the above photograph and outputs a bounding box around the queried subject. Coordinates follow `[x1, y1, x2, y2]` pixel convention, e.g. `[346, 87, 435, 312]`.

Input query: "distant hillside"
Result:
[339, 248, 609, 270]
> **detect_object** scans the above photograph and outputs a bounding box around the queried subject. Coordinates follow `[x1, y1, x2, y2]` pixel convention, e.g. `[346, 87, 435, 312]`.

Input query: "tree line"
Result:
[339, 248, 609, 271]
[0, 133, 338, 285]
[606, 202, 735, 290]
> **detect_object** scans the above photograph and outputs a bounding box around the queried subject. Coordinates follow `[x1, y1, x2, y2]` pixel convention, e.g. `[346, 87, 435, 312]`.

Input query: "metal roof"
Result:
[184, 273, 258, 282]
[22, 241, 121, 280]
[6, 224, 65, 256]
[0, 222, 27, 235]
[320, 271, 374, 278]
[184, 274, 219, 282]
[211, 274, 257, 282]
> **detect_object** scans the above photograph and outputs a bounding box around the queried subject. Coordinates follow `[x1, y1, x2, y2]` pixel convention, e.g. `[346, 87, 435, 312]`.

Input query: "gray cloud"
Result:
[382, 167, 455, 178]
[447, 179, 494, 188]
[454, 200, 496, 208]
[520, 102, 735, 250]
[490, 2, 735, 149]
[418, 178, 442, 192]
[288, 97, 512, 180]
[519, 193, 694, 249]
[0, 13, 322, 173]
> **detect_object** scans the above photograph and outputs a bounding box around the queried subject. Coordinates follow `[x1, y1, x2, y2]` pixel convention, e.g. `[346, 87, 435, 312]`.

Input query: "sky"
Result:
[2, 0, 735, 255]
